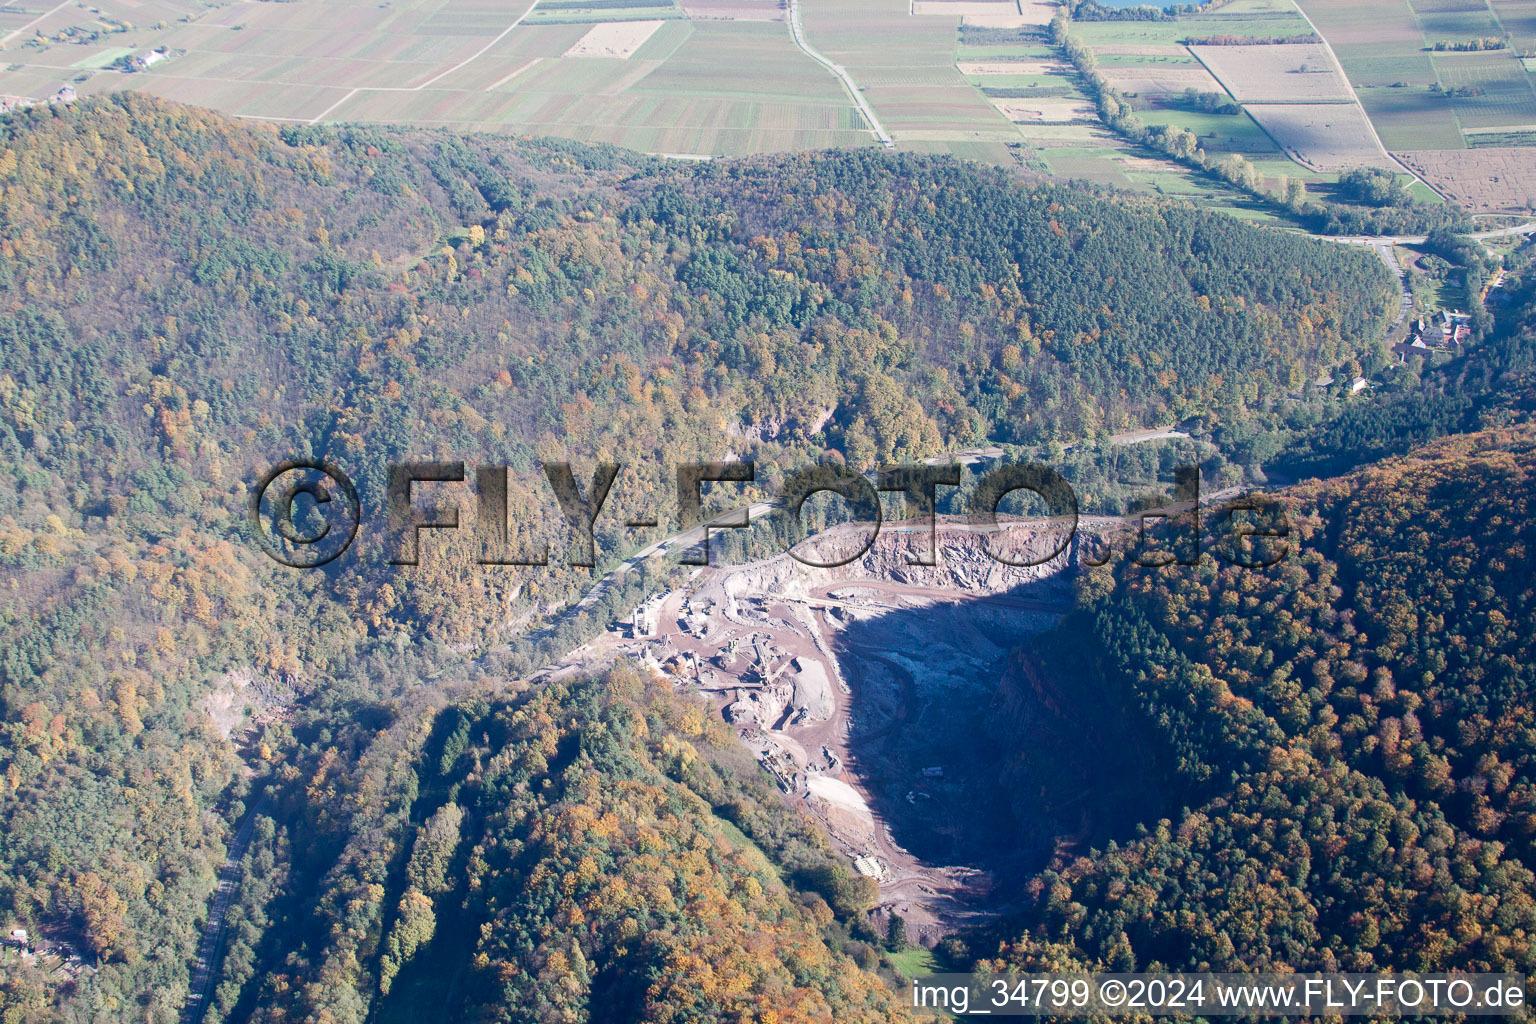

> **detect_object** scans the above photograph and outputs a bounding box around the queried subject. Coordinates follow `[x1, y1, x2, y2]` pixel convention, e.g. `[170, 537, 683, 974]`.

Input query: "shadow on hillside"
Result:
[826, 572, 1173, 904]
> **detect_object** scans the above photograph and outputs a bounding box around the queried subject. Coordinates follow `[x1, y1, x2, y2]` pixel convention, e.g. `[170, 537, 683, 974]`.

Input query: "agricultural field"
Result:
[992, 96, 1096, 121]
[0, 0, 131, 50]
[1065, 4, 1335, 192]
[1098, 64, 1225, 99]
[0, 0, 1529, 209]
[804, 0, 1019, 154]
[1189, 43, 1354, 103]
[1433, 50, 1536, 130]
[1296, 0, 1536, 154]
[0, 0, 872, 154]
[1492, 0, 1536, 51]
[1397, 147, 1536, 211]
[1137, 105, 1287, 158]
[1071, 0, 1316, 47]
[1412, 0, 1501, 42]
[1068, 0, 1536, 210]
[947, 7, 1282, 214]
[1087, 44, 1296, 170]
[1246, 102, 1397, 169]
[1290, 0, 1448, 153]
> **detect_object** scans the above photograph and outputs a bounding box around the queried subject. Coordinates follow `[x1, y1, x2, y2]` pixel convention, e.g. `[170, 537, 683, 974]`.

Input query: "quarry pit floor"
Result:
[540, 519, 1084, 943]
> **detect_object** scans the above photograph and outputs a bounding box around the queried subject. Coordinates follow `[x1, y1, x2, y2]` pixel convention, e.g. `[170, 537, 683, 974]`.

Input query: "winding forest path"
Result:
[181, 794, 268, 1024]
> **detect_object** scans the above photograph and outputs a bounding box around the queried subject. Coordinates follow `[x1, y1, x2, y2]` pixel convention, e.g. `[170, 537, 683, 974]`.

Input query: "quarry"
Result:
[546, 517, 1093, 943]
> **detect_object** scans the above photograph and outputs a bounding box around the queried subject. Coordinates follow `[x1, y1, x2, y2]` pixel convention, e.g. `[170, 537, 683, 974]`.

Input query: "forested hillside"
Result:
[968, 427, 1536, 975]
[214, 667, 906, 1024]
[0, 94, 1400, 1021]
[0, 94, 1392, 639]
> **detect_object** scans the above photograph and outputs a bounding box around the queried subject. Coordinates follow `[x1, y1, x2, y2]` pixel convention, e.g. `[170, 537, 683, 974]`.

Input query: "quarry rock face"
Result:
[729, 403, 839, 443]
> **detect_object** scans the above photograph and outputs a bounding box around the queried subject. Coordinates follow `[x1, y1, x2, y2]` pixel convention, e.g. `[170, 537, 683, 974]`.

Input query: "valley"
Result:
[1, 92, 1532, 1023]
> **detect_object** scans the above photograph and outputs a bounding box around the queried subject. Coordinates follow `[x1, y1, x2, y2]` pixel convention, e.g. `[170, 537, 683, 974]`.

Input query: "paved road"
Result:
[1329, 221, 1536, 247]
[1090, 426, 1190, 447]
[1470, 221, 1536, 240]
[181, 795, 268, 1024]
[1327, 220, 1532, 344]
[1350, 239, 1413, 341]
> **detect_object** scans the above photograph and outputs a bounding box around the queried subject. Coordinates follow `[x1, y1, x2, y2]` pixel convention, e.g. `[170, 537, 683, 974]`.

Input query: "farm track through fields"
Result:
[293, 0, 540, 123]
[786, 0, 893, 146]
[0, 0, 71, 47]
[1288, 0, 1444, 198]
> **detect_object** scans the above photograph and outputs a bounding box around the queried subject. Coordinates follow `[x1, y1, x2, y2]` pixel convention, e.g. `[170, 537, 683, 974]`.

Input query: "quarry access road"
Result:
[513, 433, 1237, 652]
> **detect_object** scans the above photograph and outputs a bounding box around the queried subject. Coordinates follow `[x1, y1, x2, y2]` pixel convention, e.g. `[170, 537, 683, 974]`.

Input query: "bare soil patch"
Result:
[1395, 149, 1536, 212]
[1191, 43, 1354, 102]
[1100, 65, 1224, 96]
[1246, 102, 1395, 169]
[563, 20, 666, 59]
[993, 97, 1097, 121]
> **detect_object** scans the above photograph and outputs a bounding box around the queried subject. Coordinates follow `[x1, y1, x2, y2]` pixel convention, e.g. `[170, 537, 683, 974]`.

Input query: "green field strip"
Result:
[1357, 84, 1468, 148]
[1135, 107, 1283, 154]
[1044, 152, 1137, 185]
[1246, 155, 1334, 179]
[1092, 52, 1204, 68]
[864, 84, 1017, 130]
[71, 45, 134, 69]
[525, 10, 686, 23]
[523, 0, 683, 25]
[1071, 10, 1314, 48]
[538, 0, 677, 10]
[628, 17, 692, 61]
[1343, 53, 1439, 87]
[1464, 127, 1536, 147]
[524, 13, 683, 24]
